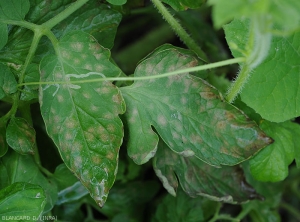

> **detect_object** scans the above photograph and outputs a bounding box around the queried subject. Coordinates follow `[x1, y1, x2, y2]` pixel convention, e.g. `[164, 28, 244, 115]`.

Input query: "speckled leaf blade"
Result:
[162, 0, 205, 11]
[225, 19, 300, 122]
[0, 0, 30, 20]
[0, 150, 58, 213]
[6, 117, 36, 155]
[121, 47, 272, 166]
[154, 140, 260, 203]
[39, 31, 125, 207]
[0, 182, 46, 217]
[0, 63, 18, 99]
[249, 121, 295, 182]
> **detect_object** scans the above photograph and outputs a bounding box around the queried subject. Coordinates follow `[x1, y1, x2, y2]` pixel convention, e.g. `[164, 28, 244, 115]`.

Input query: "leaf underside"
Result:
[154, 139, 261, 203]
[121, 46, 272, 167]
[39, 31, 125, 207]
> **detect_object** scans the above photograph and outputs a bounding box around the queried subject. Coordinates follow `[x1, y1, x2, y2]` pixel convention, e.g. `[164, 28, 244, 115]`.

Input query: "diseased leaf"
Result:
[0, 121, 7, 157]
[152, 188, 206, 222]
[249, 121, 296, 182]
[0, 24, 7, 50]
[39, 31, 125, 207]
[0, 150, 58, 213]
[121, 46, 272, 166]
[0, 182, 46, 218]
[154, 139, 260, 203]
[0, 0, 30, 21]
[0, 63, 18, 99]
[225, 19, 300, 122]
[162, 0, 205, 11]
[6, 117, 36, 155]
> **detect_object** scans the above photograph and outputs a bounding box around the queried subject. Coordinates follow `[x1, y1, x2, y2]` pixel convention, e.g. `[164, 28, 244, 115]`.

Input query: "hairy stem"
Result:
[43, 0, 89, 29]
[151, 0, 208, 62]
[225, 15, 272, 103]
[0, 32, 41, 122]
[226, 64, 251, 103]
[18, 57, 245, 87]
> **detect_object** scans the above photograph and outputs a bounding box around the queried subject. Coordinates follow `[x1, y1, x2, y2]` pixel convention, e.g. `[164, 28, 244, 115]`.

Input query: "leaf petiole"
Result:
[18, 57, 245, 87]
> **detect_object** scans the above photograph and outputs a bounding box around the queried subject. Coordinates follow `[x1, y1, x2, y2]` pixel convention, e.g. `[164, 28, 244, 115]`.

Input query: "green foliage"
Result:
[0, 0, 299, 220]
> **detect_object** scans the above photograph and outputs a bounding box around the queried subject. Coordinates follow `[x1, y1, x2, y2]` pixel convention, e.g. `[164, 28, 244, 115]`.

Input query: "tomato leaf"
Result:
[153, 188, 206, 222]
[6, 117, 36, 155]
[0, 63, 18, 99]
[39, 31, 125, 207]
[0, 150, 57, 213]
[0, 0, 30, 21]
[154, 139, 261, 203]
[0, 182, 46, 218]
[121, 46, 272, 166]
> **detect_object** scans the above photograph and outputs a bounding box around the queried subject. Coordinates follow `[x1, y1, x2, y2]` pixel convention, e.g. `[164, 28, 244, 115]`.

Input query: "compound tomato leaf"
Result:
[0, 63, 18, 99]
[249, 121, 295, 182]
[39, 31, 125, 207]
[0, 182, 46, 218]
[225, 19, 300, 122]
[121, 46, 272, 166]
[162, 0, 205, 11]
[0, 150, 58, 213]
[153, 139, 260, 203]
[0, 0, 30, 21]
[6, 117, 36, 155]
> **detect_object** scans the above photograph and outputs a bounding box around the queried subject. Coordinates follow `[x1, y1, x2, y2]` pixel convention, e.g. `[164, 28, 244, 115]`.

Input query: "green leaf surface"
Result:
[0, 0, 121, 65]
[106, 0, 127, 6]
[39, 31, 125, 207]
[225, 19, 300, 122]
[249, 121, 295, 182]
[121, 46, 272, 166]
[0, 121, 8, 157]
[0, 63, 18, 99]
[153, 189, 205, 222]
[209, 0, 300, 31]
[0, 182, 46, 218]
[52, 2, 122, 49]
[0, 150, 58, 213]
[162, 0, 205, 11]
[154, 140, 260, 203]
[0, 0, 30, 21]
[6, 117, 36, 155]
[0, 24, 7, 50]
